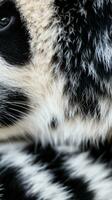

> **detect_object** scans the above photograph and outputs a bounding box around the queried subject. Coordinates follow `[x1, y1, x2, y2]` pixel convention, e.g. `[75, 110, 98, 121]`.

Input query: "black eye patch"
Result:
[0, 1, 31, 66]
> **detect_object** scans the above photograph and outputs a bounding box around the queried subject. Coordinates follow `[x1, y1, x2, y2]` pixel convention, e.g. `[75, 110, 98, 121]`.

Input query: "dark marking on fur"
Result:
[80, 139, 112, 170]
[0, 1, 31, 65]
[50, 117, 58, 130]
[51, 0, 112, 117]
[0, 86, 30, 127]
[0, 166, 37, 200]
[25, 143, 95, 200]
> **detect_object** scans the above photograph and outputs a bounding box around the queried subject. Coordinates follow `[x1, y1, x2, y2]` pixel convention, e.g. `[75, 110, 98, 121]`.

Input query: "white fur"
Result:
[0, 146, 71, 200]
[95, 31, 112, 71]
[0, 0, 111, 146]
[66, 152, 112, 200]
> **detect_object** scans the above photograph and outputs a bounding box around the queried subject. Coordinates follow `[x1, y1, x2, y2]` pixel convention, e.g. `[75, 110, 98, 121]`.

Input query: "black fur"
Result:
[27, 144, 94, 200]
[0, 166, 36, 200]
[0, 141, 112, 200]
[0, 86, 30, 127]
[52, 0, 112, 117]
[0, 1, 31, 65]
[0, 142, 96, 200]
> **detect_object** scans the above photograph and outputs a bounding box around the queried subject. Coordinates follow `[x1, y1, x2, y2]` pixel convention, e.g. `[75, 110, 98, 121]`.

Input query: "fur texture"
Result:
[0, 0, 111, 144]
[0, 141, 112, 200]
[0, 1, 111, 200]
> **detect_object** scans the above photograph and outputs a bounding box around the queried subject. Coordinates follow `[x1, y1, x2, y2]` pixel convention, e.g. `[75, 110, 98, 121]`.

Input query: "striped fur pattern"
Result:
[0, 141, 112, 200]
[0, 0, 111, 200]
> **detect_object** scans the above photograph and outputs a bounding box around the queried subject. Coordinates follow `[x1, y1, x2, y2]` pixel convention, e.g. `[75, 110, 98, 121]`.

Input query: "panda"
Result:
[0, 0, 111, 199]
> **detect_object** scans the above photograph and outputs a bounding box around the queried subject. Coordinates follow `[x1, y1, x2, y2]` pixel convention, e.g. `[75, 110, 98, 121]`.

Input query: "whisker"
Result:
[6, 101, 34, 109]
[0, 113, 17, 127]
[0, 118, 9, 127]
[6, 112, 26, 124]
[7, 104, 32, 113]
[7, 107, 29, 118]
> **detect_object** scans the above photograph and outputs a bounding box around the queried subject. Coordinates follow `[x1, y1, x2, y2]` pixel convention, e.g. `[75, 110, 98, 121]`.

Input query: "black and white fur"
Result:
[0, 0, 111, 199]
[0, 141, 112, 200]
[0, 0, 111, 144]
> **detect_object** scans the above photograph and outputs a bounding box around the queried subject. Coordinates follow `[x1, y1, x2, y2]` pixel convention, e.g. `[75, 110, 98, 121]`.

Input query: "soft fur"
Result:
[0, 0, 111, 145]
[0, 0, 112, 199]
[0, 141, 112, 200]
